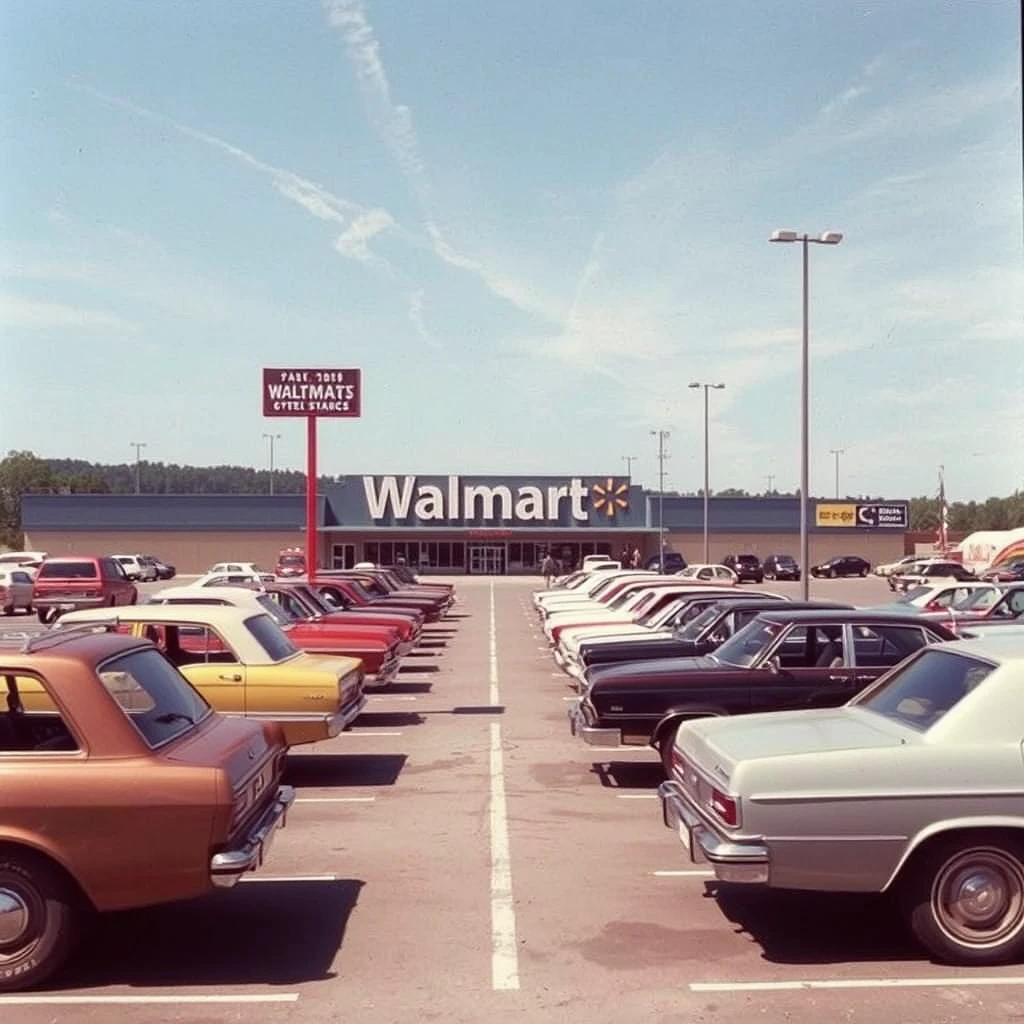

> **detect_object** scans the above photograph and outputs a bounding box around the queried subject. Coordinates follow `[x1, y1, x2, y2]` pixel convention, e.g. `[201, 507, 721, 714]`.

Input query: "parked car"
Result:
[147, 585, 405, 687]
[881, 581, 997, 614]
[762, 554, 800, 581]
[980, 558, 1024, 583]
[313, 574, 447, 623]
[889, 559, 977, 592]
[207, 562, 275, 582]
[0, 551, 48, 577]
[112, 554, 157, 582]
[32, 555, 138, 623]
[809, 555, 871, 578]
[276, 547, 307, 577]
[0, 625, 293, 990]
[920, 582, 1024, 627]
[676, 564, 738, 584]
[568, 609, 956, 770]
[54, 605, 366, 746]
[874, 553, 935, 577]
[722, 554, 764, 583]
[143, 554, 177, 580]
[0, 567, 35, 615]
[643, 552, 687, 574]
[658, 633, 1024, 966]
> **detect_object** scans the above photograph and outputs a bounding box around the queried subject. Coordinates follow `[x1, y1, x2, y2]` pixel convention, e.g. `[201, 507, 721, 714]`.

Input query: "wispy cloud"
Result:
[322, 0, 560, 324]
[0, 293, 134, 331]
[334, 208, 395, 268]
[407, 288, 441, 350]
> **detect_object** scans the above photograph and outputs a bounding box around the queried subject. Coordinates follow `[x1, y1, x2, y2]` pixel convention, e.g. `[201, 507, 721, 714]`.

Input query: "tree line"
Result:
[1, 449, 1021, 548]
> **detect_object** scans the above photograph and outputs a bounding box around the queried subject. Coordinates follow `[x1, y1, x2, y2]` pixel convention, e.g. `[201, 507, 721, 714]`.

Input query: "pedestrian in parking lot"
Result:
[540, 552, 557, 587]
[619, 545, 630, 568]
[630, 546, 641, 569]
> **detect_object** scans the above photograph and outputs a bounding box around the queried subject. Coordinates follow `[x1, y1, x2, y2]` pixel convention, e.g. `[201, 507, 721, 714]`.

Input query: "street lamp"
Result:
[622, 455, 638, 481]
[829, 448, 846, 499]
[263, 433, 282, 495]
[129, 441, 147, 495]
[650, 430, 670, 571]
[770, 228, 843, 599]
[688, 382, 726, 564]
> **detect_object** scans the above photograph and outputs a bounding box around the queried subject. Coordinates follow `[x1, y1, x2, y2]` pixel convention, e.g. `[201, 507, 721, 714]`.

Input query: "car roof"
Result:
[150, 586, 263, 603]
[755, 608, 936, 624]
[926, 633, 1024, 665]
[60, 604, 264, 626]
[712, 600, 851, 612]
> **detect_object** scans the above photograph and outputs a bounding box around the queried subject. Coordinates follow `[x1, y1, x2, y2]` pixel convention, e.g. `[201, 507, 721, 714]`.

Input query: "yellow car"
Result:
[55, 605, 366, 746]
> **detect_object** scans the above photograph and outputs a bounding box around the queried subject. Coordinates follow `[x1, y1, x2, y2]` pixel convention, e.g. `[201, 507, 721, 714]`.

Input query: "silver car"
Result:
[0, 568, 34, 615]
[659, 633, 1024, 966]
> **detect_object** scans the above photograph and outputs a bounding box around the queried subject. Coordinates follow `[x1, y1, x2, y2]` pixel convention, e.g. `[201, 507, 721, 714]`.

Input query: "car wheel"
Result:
[36, 609, 53, 624]
[1, 603, 11, 617]
[829, 568, 837, 578]
[860, 568, 868, 577]
[657, 723, 679, 776]
[0, 852, 78, 992]
[901, 836, 1024, 966]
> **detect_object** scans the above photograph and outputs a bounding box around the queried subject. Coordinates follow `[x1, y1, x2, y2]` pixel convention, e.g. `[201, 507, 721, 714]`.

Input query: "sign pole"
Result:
[306, 415, 318, 575]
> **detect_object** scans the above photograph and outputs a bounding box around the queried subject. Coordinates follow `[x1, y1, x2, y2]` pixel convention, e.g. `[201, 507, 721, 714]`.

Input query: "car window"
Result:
[255, 593, 296, 625]
[953, 588, 999, 611]
[851, 624, 931, 667]
[38, 561, 98, 579]
[677, 604, 722, 640]
[715, 618, 785, 667]
[244, 613, 300, 661]
[12, 571, 31, 584]
[0, 673, 79, 753]
[855, 649, 993, 731]
[766, 624, 846, 669]
[98, 648, 212, 747]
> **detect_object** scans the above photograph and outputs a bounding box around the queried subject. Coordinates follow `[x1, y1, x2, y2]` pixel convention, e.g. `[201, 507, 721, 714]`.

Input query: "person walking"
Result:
[630, 546, 641, 569]
[540, 551, 557, 588]
[619, 546, 630, 569]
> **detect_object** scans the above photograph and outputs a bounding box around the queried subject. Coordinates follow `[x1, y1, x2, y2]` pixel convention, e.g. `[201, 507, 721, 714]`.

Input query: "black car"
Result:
[762, 553, 800, 581]
[809, 555, 871, 578]
[722, 553, 764, 583]
[577, 598, 853, 676]
[643, 552, 687, 574]
[143, 554, 176, 580]
[567, 608, 957, 772]
[980, 559, 1024, 583]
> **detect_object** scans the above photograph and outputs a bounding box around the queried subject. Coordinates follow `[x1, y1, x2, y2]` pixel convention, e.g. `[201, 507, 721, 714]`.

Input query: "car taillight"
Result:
[709, 787, 739, 827]
[670, 747, 687, 779]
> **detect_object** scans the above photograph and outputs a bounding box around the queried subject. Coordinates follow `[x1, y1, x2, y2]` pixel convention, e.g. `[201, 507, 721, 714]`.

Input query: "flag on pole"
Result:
[937, 468, 949, 553]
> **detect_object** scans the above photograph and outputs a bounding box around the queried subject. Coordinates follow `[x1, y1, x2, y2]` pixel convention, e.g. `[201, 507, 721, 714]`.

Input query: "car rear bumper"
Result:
[210, 784, 295, 888]
[567, 699, 622, 746]
[330, 692, 368, 735]
[33, 596, 111, 610]
[658, 780, 769, 883]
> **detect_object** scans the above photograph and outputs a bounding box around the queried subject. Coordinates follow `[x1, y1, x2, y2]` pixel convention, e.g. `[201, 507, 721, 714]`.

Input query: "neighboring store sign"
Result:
[856, 503, 909, 528]
[816, 503, 856, 527]
[815, 502, 909, 528]
[352, 475, 638, 527]
[262, 367, 362, 417]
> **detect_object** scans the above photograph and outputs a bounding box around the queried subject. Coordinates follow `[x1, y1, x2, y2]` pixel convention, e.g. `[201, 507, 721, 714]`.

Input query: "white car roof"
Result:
[149, 585, 266, 607]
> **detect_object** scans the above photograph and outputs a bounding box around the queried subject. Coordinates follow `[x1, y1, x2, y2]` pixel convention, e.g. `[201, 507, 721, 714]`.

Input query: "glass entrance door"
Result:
[468, 544, 506, 575]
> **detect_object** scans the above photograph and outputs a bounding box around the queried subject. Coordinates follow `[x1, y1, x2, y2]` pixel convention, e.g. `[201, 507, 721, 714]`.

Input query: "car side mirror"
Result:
[764, 655, 780, 674]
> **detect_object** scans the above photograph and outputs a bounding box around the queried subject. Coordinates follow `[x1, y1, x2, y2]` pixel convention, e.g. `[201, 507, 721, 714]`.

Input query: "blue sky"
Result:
[1, 0, 1021, 502]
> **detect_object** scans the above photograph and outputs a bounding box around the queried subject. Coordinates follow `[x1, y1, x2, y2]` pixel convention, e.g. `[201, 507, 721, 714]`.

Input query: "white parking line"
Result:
[348, 731, 404, 737]
[616, 793, 658, 800]
[489, 581, 500, 705]
[240, 874, 339, 883]
[0, 995, 300, 1005]
[368, 695, 418, 702]
[690, 977, 1024, 992]
[490, 720, 520, 991]
[652, 869, 715, 877]
[294, 794, 378, 802]
[587, 747, 658, 754]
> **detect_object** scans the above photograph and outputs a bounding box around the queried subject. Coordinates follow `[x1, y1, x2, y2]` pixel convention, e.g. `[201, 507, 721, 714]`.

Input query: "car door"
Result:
[848, 622, 935, 693]
[747, 623, 855, 712]
[156, 624, 248, 715]
[11, 570, 33, 606]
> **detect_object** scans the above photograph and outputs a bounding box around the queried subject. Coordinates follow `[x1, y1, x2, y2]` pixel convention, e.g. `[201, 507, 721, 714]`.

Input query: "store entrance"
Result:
[468, 543, 506, 575]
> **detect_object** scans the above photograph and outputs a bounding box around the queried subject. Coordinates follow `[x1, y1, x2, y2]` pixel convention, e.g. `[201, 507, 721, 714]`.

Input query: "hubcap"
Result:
[0, 888, 29, 947]
[934, 849, 1024, 947]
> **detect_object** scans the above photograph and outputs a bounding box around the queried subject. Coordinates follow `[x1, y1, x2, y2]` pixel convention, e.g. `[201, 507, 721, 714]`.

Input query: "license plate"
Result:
[59, 603, 77, 612]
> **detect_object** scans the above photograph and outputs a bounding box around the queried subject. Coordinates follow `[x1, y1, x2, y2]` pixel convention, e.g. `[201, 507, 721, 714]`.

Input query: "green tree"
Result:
[0, 450, 60, 548]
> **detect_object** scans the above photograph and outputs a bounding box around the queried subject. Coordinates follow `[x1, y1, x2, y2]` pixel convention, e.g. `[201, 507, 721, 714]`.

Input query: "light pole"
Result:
[622, 455, 638, 481]
[263, 433, 282, 495]
[829, 448, 845, 499]
[688, 382, 725, 564]
[770, 228, 843, 599]
[765, 473, 776, 494]
[129, 441, 147, 495]
[650, 429, 670, 571]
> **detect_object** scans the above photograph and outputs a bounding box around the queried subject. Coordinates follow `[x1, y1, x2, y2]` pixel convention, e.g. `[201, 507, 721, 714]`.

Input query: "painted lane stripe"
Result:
[616, 793, 658, 800]
[347, 731, 404, 737]
[652, 869, 715, 877]
[490, 720, 520, 991]
[586, 747, 659, 754]
[240, 874, 339, 883]
[0, 995, 300, 1006]
[295, 796, 376, 803]
[368, 695, 418, 702]
[489, 580, 499, 705]
[690, 977, 1024, 993]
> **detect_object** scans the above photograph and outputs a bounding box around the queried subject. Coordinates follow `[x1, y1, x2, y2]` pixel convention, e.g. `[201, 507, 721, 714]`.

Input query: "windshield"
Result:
[898, 585, 932, 604]
[98, 647, 212, 748]
[256, 593, 297, 625]
[38, 561, 97, 579]
[301, 585, 340, 612]
[279, 554, 304, 567]
[714, 618, 784, 667]
[853, 649, 993, 731]
[676, 604, 723, 640]
[952, 588, 1000, 611]
[243, 613, 301, 661]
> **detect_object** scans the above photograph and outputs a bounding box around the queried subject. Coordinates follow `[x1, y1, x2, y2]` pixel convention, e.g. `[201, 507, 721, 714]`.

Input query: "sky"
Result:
[0, 0, 1021, 503]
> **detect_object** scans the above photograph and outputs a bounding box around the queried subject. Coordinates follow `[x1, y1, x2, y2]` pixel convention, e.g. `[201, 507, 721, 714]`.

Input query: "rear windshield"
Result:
[38, 561, 98, 579]
[98, 648, 212, 748]
[244, 613, 300, 662]
[279, 555, 304, 566]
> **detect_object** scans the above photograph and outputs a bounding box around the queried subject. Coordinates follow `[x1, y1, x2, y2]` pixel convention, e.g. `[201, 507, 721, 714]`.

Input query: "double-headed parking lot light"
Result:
[688, 382, 726, 565]
[769, 228, 844, 600]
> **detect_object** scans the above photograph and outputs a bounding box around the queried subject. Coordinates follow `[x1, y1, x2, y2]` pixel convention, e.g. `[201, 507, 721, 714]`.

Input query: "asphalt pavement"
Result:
[3, 574, 1024, 1023]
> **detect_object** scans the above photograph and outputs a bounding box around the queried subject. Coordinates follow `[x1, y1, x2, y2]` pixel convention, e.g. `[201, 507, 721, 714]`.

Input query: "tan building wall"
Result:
[661, 531, 905, 568]
[24, 531, 305, 575]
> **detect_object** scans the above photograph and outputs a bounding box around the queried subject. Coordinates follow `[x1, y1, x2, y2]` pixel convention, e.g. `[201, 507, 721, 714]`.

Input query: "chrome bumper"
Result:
[567, 700, 623, 747]
[328, 692, 368, 736]
[367, 656, 401, 689]
[658, 780, 770, 884]
[210, 784, 295, 888]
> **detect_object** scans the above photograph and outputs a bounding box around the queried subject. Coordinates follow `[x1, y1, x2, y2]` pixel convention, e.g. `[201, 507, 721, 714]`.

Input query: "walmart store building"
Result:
[22, 474, 910, 575]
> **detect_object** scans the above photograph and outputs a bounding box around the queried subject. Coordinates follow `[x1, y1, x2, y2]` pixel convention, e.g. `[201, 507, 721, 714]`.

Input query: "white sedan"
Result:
[886, 581, 998, 614]
[0, 568, 35, 615]
[675, 564, 738, 585]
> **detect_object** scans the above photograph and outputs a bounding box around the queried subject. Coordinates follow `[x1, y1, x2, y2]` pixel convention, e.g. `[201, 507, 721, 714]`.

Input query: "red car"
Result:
[920, 582, 1024, 627]
[324, 570, 452, 616]
[147, 587, 404, 688]
[259, 581, 423, 655]
[312, 575, 446, 623]
[32, 555, 138, 623]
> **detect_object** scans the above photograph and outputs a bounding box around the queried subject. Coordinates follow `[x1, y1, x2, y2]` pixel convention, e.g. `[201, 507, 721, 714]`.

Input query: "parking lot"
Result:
[4, 574, 1024, 1023]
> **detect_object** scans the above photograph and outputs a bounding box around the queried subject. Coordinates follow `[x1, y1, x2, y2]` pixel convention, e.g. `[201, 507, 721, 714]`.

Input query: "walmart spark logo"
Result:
[591, 478, 630, 518]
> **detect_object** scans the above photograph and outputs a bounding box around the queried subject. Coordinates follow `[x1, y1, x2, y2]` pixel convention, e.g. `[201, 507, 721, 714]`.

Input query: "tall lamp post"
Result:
[770, 228, 843, 600]
[129, 441, 147, 495]
[622, 455, 638, 481]
[688, 382, 725, 564]
[650, 430, 670, 571]
[263, 432, 282, 495]
[829, 448, 845, 499]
